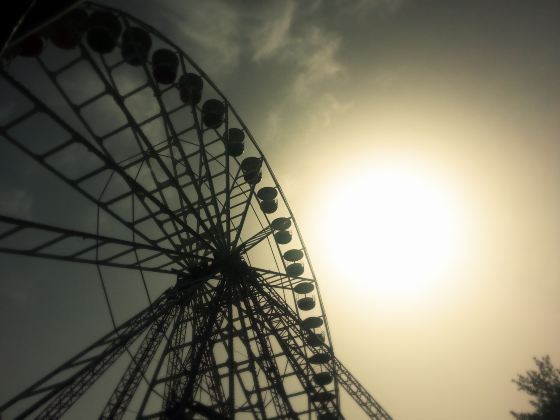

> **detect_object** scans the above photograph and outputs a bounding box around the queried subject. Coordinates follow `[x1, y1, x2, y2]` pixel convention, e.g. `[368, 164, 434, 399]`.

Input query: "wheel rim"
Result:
[0, 2, 341, 419]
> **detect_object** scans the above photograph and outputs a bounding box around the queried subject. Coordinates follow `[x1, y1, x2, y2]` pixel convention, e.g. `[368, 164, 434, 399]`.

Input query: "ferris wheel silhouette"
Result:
[0, 2, 392, 419]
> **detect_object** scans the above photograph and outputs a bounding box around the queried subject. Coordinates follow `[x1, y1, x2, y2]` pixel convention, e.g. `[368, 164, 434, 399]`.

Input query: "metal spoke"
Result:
[253, 277, 393, 420]
[0, 3, 393, 419]
[0, 214, 202, 273]
[234, 282, 298, 419]
[0, 70, 216, 257]
[0, 289, 175, 418]
[100, 306, 177, 420]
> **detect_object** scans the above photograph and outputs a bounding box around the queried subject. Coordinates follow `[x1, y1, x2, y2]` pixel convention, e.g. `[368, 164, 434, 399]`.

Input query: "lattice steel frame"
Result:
[0, 2, 392, 419]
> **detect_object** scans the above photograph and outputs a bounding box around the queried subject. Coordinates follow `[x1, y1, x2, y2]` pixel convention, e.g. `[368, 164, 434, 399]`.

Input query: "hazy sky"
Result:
[1, 1, 560, 419]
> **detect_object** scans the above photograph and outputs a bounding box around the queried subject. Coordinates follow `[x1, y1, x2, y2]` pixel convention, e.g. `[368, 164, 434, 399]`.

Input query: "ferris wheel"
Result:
[0, 2, 392, 419]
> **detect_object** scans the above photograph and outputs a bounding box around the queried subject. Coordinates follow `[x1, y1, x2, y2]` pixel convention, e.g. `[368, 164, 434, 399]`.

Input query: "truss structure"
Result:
[0, 2, 392, 419]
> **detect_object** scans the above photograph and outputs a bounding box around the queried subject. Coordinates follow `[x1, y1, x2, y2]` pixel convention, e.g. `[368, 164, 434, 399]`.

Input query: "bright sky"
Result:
[2, 1, 560, 419]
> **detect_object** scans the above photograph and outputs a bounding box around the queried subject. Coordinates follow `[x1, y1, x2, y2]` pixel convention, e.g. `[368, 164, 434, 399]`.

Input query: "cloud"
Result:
[251, 1, 296, 61]
[313, 93, 354, 127]
[148, 0, 343, 94]
[262, 109, 281, 145]
[152, 0, 243, 75]
[109, 0, 348, 98]
[286, 26, 342, 99]
[102, 0, 388, 153]
[244, 2, 344, 99]
[300, 93, 354, 145]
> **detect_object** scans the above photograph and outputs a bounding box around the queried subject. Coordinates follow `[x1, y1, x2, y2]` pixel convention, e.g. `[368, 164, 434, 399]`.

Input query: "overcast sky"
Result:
[2, 1, 560, 419]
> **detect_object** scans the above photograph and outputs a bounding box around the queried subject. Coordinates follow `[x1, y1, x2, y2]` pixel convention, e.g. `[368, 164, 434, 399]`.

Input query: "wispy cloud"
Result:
[144, 0, 344, 95]
[106, 0, 408, 150]
[250, 1, 296, 61]
[155, 0, 242, 74]
[286, 26, 342, 99]
[245, 2, 344, 99]
[312, 93, 354, 127]
[262, 109, 281, 145]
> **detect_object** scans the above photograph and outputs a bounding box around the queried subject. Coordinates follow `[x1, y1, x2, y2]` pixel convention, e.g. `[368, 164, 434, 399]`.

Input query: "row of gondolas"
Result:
[9, 7, 335, 406]
[269, 215, 335, 401]
[7, 8, 253, 158]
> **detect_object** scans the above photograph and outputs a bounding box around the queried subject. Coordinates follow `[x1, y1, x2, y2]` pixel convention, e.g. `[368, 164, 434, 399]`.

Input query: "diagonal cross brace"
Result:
[1, 290, 175, 419]
[254, 278, 394, 420]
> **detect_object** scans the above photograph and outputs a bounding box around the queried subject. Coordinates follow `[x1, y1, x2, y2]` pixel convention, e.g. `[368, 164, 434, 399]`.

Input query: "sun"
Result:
[320, 161, 465, 300]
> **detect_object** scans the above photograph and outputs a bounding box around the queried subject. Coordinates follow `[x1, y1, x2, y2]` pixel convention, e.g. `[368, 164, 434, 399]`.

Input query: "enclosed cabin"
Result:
[240, 157, 262, 185]
[307, 331, 325, 347]
[179, 73, 203, 105]
[224, 127, 245, 157]
[202, 98, 225, 128]
[6, 4, 90, 59]
[16, 35, 45, 57]
[283, 248, 304, 262]
[257, 186, 278, 213]
[86, 11, 122, 53]
[47, 8, 88, 50]
[313, 371, 334, 386]
[286, 262, 304, 277]
[309, 352, 332, 365]
[297, 296, 315, 311]
[271, 217, 291, 231]
[301, 316, 323, 329]
[152, 49, 179, 84]
[121, 27, 152, 66]
[271, 217, 292, 244]
[293, 281, 314, 294]
[274, 230, 292, 244]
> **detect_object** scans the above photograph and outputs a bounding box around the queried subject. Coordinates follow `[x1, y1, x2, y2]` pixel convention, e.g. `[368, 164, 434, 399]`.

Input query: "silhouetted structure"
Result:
[0, 3, 392, 418]
[511, 356, 560, 420]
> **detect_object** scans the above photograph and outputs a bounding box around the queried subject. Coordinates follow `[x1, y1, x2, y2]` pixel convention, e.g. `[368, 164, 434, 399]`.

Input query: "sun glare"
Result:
[321, 161, 465, 300]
